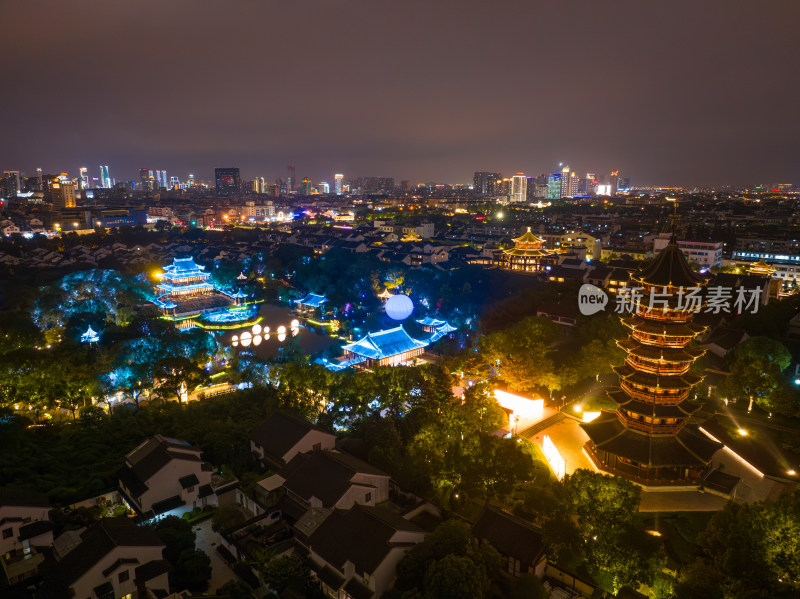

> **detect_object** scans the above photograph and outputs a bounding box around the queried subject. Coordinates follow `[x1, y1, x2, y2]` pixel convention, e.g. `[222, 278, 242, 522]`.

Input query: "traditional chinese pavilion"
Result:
[294, 293, 329, 319]
[326, 325, 428, 370]
[416, 316, 457, 341]
[156, 257, 214, 299]
[581, 236, 722, 485]
[497, 228, 558, 273]
[746, 258, 776, 277]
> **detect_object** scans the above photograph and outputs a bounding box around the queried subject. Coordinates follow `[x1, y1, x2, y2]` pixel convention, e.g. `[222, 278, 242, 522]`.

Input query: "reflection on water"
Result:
[224, 303, 335, 359]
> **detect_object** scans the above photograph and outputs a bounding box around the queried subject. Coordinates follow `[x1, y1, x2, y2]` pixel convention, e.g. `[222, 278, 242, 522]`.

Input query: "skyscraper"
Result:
[215, 167, 241, 194]
[99, 165, 112, 189]
[559, 166, 570, 198]
[473, 171, 502, 195]
[301, 178, 312, 195]
[78, 167, 88, 190]
[510, 172, 527, 203]
[547, 172, 561, 199]
[610, 170, 620, 195]
[2, 171, 21, 196]
[51, 174, 76, 209]
[155, 170, 167, 189]
[139, 168, 155, 191]
[318, 182, 330, 194]
[334, 173, 344, 195]
[287, 164, 296, 192]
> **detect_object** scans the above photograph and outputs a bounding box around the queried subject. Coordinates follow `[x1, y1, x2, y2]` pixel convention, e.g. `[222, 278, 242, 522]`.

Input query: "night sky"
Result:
[3, 1, 799, 186]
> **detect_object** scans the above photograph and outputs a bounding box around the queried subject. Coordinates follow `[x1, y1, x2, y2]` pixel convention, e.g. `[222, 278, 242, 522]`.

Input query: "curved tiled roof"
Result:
[621, 316, 705, 336]
[613, 392, 700, 418]
[511, 227, 545, 245]
[618, 338, 704, 361]
[581, 412, 721, 467]
[632, 237, 705, 288]
[614, 364, 703, 389]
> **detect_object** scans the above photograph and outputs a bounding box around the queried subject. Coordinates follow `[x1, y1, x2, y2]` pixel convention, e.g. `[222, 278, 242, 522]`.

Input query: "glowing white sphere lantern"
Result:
[385, 294, 414, 321]
[263, 326, 270, 334]
[253, 335, 262, 346]
[290, 319, 299, 328]
[278, 325, 286, 334]
[278, 333, 286, 342]
[232, 335, 238, 342]
[241, 337, 251, 347]
[232, 341, 239, 347]
[252, 324, 262, 335]
[241, 331, 251, 340]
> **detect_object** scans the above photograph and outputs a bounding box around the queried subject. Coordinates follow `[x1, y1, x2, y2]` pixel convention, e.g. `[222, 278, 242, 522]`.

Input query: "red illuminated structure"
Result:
[581, 236, 721, 485]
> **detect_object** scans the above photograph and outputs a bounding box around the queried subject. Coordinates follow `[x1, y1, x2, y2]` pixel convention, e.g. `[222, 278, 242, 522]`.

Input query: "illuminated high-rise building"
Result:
[318, 182, 330, 194]
[51, 174, 76, 208]
[215, 167, 241, 194]
[510, 172, 527, 203]
[578, 173, 596, 196]
[559, 166, 570, 197]
[301, 178, 312, 195]
[155, 170, 167, 189]
[2, 171, 21, 196]
[610, 170, 620, 195]
[334, 173, 344, 195]
[99, 165, 112, 189]
[473, 171, 502, 195]
[169, 176, 180, 189]
[78, 168, 88, 190]
[547, 172, 561, 199]
[187, 174, 195, 186]
[287, 164, 296, 192]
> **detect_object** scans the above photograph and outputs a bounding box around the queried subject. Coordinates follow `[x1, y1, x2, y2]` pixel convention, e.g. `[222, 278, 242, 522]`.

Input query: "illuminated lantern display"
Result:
[581, 235, 722, 485]
[385, 294, 414, 321]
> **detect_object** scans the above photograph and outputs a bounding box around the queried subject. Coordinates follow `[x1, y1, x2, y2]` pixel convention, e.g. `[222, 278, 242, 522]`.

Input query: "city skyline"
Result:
[2, 1, 799, 186]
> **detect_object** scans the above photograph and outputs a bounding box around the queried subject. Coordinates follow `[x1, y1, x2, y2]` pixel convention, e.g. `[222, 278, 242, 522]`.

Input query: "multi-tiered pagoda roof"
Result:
[581, 235, 722, 484]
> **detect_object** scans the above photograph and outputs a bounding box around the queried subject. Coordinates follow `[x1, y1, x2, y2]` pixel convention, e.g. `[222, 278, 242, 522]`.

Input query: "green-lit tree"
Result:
[700, 491, 800, 597]
[480, 316, 558, 392]
[724, 336, 791, 413]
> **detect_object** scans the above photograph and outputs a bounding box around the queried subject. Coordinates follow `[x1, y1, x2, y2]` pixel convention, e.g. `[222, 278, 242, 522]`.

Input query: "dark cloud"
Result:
[3, 0, 799, 185]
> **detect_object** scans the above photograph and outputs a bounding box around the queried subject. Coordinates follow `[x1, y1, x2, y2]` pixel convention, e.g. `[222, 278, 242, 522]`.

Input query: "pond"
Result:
[220, 302, 336, 360]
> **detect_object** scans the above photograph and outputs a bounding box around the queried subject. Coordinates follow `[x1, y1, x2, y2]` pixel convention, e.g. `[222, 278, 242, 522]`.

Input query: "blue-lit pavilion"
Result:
[80, 325, 100, 344]
[328, 325, 429, 370]
[416, 316, 458, 341]
[156, 257, 214, 299]
[294, 293, 329, 319]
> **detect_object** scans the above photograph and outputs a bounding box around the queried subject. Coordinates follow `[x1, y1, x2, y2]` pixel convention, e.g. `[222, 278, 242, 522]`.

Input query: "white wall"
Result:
[0, 505, 50, 554]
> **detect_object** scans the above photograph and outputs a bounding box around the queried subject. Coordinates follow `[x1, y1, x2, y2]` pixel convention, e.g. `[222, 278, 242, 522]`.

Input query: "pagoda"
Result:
[156, 257, 214, 299]
[498, 228, 558, 273]
[581, 235, 722, 485]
